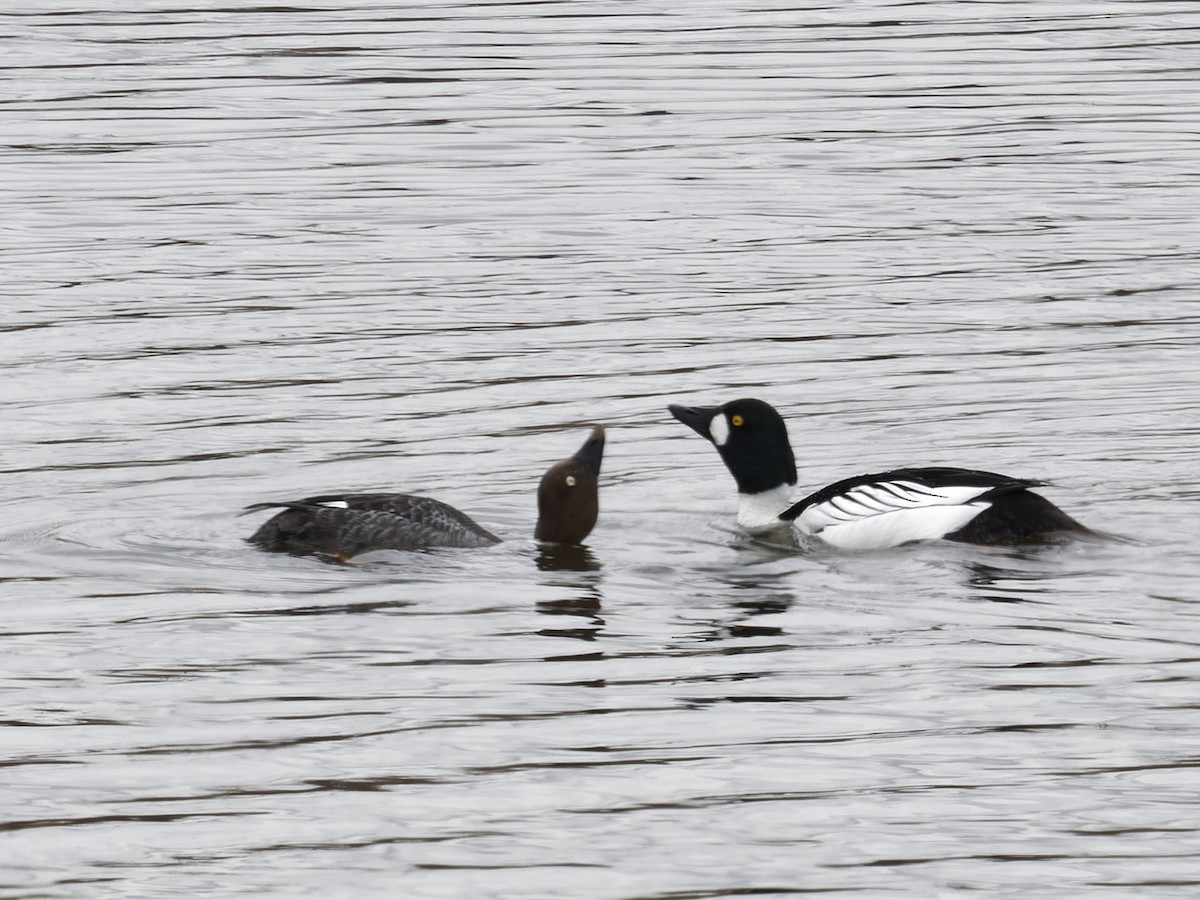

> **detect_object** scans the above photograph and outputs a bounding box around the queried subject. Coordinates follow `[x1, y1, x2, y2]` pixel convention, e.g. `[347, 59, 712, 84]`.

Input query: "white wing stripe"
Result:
[845, 487, 903, 512]
[796, 479, 996, 534]
[812, 503, 992, 550]
[889, 481, 948, 501]
[824, 496, 863, 519]
[820, 498, 854, 522]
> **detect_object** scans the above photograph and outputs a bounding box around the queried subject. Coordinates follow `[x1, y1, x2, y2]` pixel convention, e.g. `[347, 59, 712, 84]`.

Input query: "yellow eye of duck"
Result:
[731, 414, 744, 427]
[565, 475, 577, 487]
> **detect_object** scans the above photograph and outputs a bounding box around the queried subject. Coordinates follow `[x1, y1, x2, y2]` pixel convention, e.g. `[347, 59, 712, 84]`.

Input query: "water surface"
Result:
[4, 2, 1200, 897]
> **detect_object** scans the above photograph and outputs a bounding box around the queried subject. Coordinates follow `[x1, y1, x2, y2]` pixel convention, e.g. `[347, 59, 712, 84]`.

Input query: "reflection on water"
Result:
[4, 0, 1200, 897]
[536, 543, 602, 573]
[536, 545, 605, 642]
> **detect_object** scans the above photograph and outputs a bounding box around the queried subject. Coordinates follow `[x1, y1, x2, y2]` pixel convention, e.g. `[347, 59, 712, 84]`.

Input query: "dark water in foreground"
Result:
[4, 2, 1200, 897]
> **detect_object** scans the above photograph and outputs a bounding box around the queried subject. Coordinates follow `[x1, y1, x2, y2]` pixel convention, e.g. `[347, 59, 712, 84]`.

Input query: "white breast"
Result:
[737, 485, 796, 533]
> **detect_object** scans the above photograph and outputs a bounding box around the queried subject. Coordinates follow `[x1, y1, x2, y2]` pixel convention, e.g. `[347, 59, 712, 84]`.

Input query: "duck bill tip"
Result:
[668, 403, 717, 439]
[572, 425, 605, 474]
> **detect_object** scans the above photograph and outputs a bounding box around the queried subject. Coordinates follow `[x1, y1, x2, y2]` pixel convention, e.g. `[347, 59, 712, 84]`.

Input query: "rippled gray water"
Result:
[4, 2, 1200, 897]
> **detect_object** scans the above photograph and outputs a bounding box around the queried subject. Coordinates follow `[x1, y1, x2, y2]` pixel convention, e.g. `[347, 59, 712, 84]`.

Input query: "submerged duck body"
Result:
[247, 426, 604, 560]
[669, 399, 1090, 551]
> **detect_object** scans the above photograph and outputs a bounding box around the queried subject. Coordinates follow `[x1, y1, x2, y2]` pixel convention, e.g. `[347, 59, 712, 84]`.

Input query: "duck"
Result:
[246, 426, 604, 560]
[668, 399, 1092, 550]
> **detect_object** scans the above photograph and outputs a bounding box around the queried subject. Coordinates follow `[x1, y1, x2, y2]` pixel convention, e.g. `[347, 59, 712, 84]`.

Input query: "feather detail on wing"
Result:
[246, 492, 500, 556]
[780, 469, 1042, 551]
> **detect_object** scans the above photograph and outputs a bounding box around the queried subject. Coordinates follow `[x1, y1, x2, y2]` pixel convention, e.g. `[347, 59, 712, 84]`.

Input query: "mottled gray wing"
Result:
[247, 492, 500, 557]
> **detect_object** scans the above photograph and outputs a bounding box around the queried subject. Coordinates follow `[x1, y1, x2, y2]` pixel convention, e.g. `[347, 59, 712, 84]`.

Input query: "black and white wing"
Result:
[781, 468, 1041, 550]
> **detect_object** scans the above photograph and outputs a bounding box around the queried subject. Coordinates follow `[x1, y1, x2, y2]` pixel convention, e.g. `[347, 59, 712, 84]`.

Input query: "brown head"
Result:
[534, 425, 604, 544]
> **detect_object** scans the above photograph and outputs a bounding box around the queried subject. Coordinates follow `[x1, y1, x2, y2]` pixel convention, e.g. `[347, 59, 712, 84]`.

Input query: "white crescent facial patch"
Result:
[709, 414, 730, 446]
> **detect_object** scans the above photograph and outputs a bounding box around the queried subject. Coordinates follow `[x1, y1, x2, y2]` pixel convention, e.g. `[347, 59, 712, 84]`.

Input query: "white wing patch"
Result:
[795, 480, 994, 550]
[318, 500, 350, 508]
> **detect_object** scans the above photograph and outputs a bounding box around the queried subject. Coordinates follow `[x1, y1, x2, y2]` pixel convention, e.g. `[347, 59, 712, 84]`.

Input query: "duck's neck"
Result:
[736, 484, 794, 533]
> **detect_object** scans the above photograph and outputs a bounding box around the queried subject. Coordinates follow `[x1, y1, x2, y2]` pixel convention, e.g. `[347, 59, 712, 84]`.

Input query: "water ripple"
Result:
[4, 0, 1200, 896]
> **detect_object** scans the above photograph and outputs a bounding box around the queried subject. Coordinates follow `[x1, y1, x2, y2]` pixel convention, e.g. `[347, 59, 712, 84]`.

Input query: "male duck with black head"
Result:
[247, 426, 604, 561]
[669, 398, 1093, 550]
